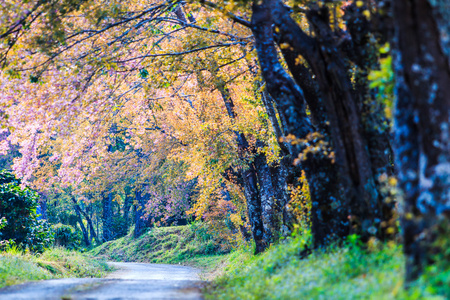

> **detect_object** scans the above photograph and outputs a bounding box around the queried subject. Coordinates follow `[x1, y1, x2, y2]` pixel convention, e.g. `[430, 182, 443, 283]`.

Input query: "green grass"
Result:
[0, 246, 111, 288]
[205, 235, 446, 300]
[87, 224, 447, 299]
[89, 224, 229, 268]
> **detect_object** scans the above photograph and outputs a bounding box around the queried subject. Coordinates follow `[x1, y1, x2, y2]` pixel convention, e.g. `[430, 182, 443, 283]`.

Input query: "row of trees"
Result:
[31, 158, 195, 244]
[0, 0, 448, 288]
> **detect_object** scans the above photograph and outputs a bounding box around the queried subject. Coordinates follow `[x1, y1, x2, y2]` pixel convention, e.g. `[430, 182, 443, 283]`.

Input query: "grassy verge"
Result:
[205, 236, 446, 300]
[88, 223, 446, 298]
[89, 224, 229, 269]
[0, 247, 111, 288]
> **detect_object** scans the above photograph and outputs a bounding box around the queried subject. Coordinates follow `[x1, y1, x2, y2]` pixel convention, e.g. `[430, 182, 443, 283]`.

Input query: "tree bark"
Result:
[253, 142, 277, 244]
[390, 0, 450, 283]
[260, 91, 287, 154]
[259, 0, 399, 243]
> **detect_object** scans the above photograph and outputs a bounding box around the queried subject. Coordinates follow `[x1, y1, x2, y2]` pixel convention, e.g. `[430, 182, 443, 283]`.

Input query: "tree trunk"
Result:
[252, 0, 398, 244]
[216, 81, 267, 253]
[102, 193, 113, 242]
[134, 188, 147, 238]
[390, 0, 450, 283]
[123, 192, 132, 233]
[242, 163, 267, 253]
[85, 210, 99, 244]
[70, 196, 100, 244]
[74, 203, 90, 247]
[260, 91, 289, 155]
[253, 146, 277, 244]
[251, 0, 350, 247]
[217, 78, 293, 249]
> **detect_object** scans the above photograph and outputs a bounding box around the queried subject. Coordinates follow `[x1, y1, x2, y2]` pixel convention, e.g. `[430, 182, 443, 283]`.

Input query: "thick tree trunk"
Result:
[256, 83, 293, 235]
[102, 193, 113, 242]
[242, 163, 267, 253]
[269, 155, 293, 232]
[306, 6, 381, 241]
[391, 0, 450, 283]
[217, 76, 296, 248]
[261, 0, 397, 243]
[253, 146, 277, 244]
[251, 0, 349, 247]
[344, 3, 396, 240]
[272, 14, 351, 242]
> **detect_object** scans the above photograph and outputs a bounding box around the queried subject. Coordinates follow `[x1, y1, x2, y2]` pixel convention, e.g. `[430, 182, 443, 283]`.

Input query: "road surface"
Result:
[0, 262, 203, 300]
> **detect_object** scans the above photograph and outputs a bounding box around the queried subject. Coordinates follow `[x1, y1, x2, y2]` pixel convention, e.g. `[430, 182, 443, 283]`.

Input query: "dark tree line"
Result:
[248, 0, 395, 249]
[234, 0, 449, 286]
[42, 188, 152, 246]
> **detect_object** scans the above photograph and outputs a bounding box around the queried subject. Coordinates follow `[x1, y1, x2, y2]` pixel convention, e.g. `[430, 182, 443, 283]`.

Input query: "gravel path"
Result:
[0, 262, 203, 300]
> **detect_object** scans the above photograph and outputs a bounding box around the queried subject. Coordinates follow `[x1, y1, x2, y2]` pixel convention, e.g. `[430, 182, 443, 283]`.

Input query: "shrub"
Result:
[0, 170, 54, 252]
[26, 219, 54, 253]
[52, 223, 82, 250]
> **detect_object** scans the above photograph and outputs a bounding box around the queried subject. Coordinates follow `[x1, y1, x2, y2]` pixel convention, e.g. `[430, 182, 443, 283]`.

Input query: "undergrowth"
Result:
[205, 235, 446, 300]
[0, 246, 110, 288]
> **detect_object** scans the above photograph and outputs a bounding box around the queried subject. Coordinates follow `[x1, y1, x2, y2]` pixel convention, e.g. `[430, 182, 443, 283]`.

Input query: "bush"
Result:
[27, 219, 54, 253]
[52, 223, 82, 250]
[0, 170, 54, 252]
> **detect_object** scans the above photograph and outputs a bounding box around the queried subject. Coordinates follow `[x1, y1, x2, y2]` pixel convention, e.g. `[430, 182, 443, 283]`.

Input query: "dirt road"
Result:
[0, 262, 203, 300]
